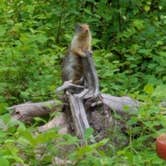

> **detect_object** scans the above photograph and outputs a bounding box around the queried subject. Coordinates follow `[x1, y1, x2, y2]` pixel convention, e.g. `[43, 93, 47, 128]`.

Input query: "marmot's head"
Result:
[75, 23, 90, 35]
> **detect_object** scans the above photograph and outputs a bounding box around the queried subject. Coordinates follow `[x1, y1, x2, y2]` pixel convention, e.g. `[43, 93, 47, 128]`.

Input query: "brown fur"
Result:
[62, 24, 92, 84]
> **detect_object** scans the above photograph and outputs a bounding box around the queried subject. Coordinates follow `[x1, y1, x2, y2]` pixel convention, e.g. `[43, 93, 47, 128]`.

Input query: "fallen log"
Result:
[101, 94, 139, 116]
[9, 100, 62, 123]
[10, 94, 138, 123]
[9, 95, 138, 147]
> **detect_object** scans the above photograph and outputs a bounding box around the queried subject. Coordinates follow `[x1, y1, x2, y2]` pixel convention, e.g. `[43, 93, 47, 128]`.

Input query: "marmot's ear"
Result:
[75, 23, 81, 32]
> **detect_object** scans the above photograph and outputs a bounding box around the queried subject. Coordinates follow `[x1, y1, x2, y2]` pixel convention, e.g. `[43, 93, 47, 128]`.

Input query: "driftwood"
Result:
[68, 93, 90, 138]
[10, 95, 138, 133]
[9, 101, 62, 123]
[10, 95, 138, 120]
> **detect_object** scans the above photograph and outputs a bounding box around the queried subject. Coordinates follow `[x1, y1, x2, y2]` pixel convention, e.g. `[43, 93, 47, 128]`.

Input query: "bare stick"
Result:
[56, 80, 84, 93]
[68, 93, 90, 138]
[10, 100, 60, 122]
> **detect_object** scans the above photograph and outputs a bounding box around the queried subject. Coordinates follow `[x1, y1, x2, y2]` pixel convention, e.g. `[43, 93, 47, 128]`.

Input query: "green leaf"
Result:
[0, 103, 8, 114]
[0, 25, 7, 37]
[84, 128, 94, 140]
[133, 20, 144, 30]
[152, 84, 166, 99]
[0, 157, 9, 166]
[144, 84, 154, 95]
[144, 5, 150, 12]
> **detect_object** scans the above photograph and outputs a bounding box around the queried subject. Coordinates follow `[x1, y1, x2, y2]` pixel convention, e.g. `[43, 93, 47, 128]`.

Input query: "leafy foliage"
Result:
[0, 0, 166, 165]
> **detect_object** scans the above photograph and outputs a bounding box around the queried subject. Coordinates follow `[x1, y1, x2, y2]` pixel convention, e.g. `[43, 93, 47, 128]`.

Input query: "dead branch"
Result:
[68, 93, 90, 138]
[76, 51, 99, 99]
[9, 94, 138, 132]
[101, 94, 139, 115]
[38, 112, 69, 134]
[10, 100, 62, 123]
[9, 95, 138, 121]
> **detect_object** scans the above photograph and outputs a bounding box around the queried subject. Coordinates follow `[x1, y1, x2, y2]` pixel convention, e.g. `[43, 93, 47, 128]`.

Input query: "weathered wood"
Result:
[38, 112, 69, 134]
[68, 93, 90, 138]
[9, 100, 62, 123]
[101, 94, 139, 116]
[9, 94, 138, 124]
[56, 80, 84, 93]
[76, 51, 100, 99]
